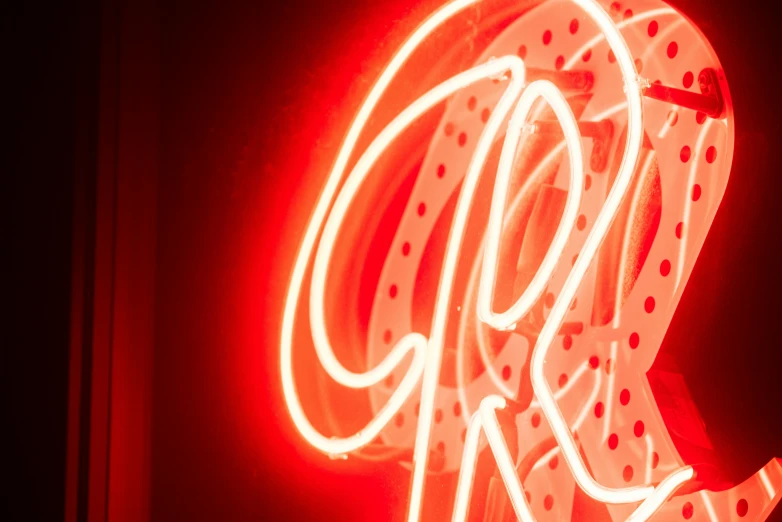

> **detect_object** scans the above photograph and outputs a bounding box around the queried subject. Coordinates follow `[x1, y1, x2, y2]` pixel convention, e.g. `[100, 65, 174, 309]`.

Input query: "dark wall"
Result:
[4, 1, 99, 520]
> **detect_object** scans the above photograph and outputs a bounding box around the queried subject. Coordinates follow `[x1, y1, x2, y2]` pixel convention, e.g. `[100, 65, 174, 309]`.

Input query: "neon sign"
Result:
[280, 0, 782, 520]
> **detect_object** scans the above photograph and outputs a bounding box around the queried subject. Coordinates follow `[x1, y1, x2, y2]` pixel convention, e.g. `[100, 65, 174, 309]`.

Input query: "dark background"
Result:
[5, 0, 782, 520]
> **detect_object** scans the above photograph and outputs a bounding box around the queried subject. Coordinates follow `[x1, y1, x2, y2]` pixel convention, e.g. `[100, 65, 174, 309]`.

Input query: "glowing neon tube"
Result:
[452, 396, 536, 522]
[476, 79, 584, 331]
[281, 0, 699, 520]
[280, 0, 480, 457]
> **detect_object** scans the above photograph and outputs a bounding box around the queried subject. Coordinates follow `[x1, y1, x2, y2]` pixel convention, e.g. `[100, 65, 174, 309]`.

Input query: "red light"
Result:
[280, 0, 781, 520]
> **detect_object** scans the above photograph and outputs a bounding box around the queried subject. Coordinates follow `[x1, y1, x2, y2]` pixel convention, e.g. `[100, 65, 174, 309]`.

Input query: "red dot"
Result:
[502, 365, 511, 381]
[737, 499, 748, 517]
[648, 20, 659, 37]
[675, 222, 684, 239]
[558, 374, 569, 388]
[652, 452, 660, 468]
[706, 146, 717, 163]
[402, 242, 411, 256]
[577, 214, 587, 230]
[608, 49, 616, 63]
[435, 409, 443, 423]
[417, 202, 426, 216]
[570, 19, 579, 34]
[458, 132, 467, 147]
[549, 455, 559, 469]
[620, 389, 631, 405]
[555, 55, 565, 70]
[629, 332, 639, 349]
[563, 335, 573, 350]
[680, 146, 691, 162]
[453, 401, 462, 416]
[582, 49, 592, 62]
[389, 285, 398, 298]
[608, 433, 619, 449]
[667, 41, 678, 58]
[545, 292, 555, 308]
[589, 356, 600, 369]
[481, 108, 491, 123]
[585, 174, 592, 190]
[644, 296, 655, 313]
[531, 412, 541, 427]
[682, 502, 694, 519]
[383, 329, 392, 344]
[594, 402, 605, 418]
[610, 2, 621, 14]
[634, 420, 645, 437]
[444, 122, 454, 136]
[624, 8, 633, 19]
[437, 164, 445, 178]
[395, 413, 404, 427]
[467, 96, 477, 111]
[623, 465, 634, 482]
[660, 259, 671, 276]
[544, 494, 554, 510]
[692, 184, 702, 201]
[683, 71, 694, 88]
[696, 111, 707, 124]
[543, 30, 552, 45]
[518, 45, 527, 59]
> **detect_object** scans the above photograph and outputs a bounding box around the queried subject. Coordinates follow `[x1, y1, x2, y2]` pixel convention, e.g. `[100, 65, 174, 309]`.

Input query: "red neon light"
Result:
[280, 0, 782, 520]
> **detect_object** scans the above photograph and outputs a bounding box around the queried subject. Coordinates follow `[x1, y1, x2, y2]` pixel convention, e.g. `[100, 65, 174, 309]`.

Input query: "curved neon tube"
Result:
[280, 0, 479, 457]
[461, 100, 629, 410]
[530, 362, 602, 472]
[453, 396, 536, 522]
[626, 466, 695, 522]
[287, 53, 525, 458]
[406, 55, 528, 522]
[309, 59, 529, 389]
[282, 0, 695, 519]
[477, 80, 584, 330]
[458, 140, 568, 407]
[523, 0, 694, 506]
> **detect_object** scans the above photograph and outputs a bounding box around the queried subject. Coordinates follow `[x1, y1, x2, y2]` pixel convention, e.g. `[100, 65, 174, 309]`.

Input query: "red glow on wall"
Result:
[278, 0, 782, 520]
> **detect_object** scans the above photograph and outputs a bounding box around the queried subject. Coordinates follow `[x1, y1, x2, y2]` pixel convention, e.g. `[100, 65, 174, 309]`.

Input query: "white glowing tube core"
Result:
[281, 0, 695, 520]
